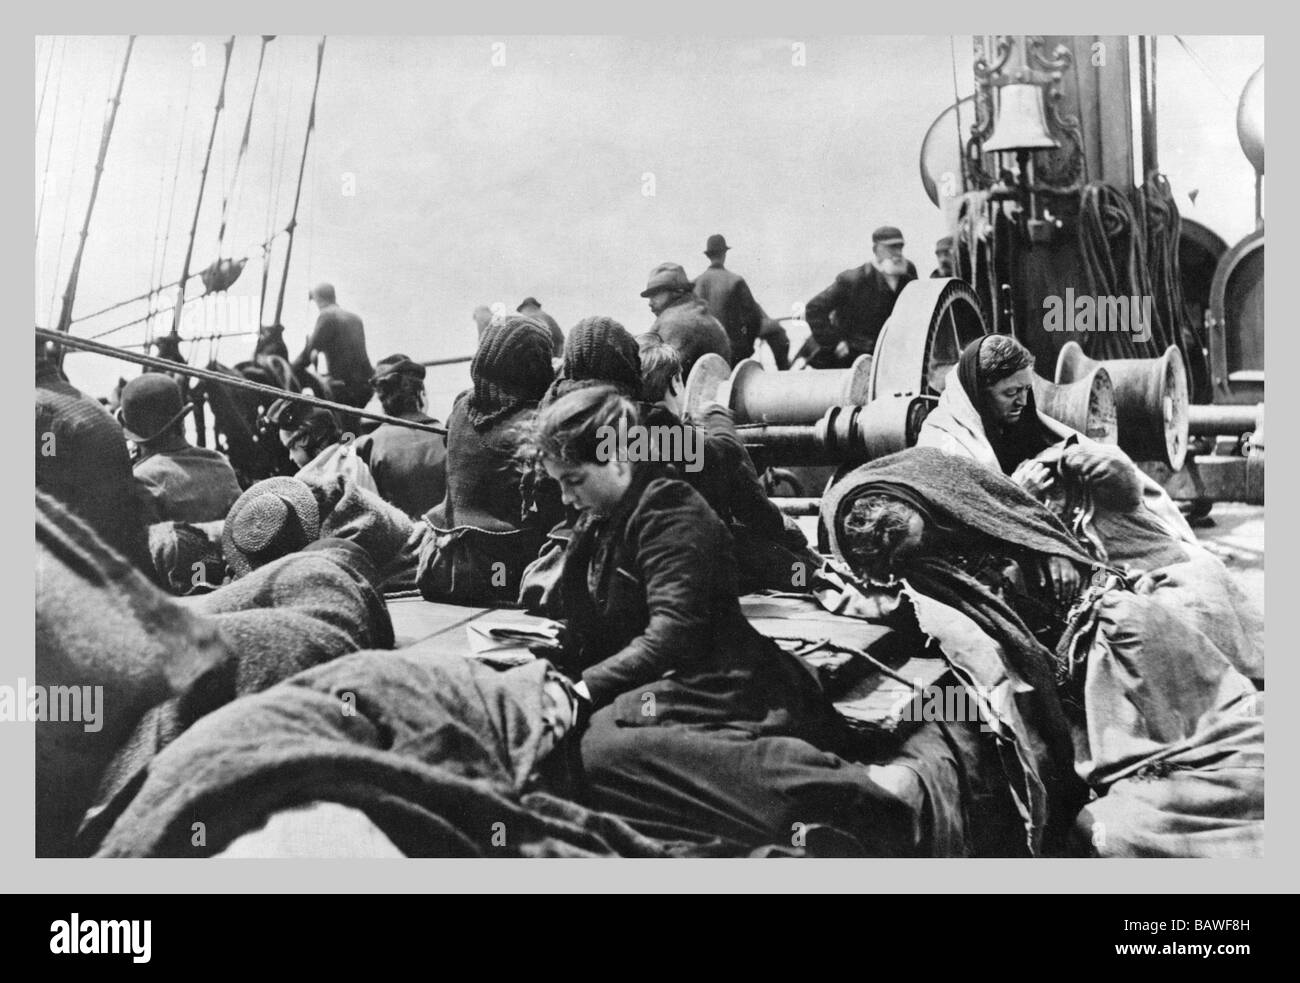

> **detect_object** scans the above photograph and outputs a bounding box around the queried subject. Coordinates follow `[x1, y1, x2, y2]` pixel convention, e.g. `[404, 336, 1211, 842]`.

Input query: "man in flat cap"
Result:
[292, 282, 374, 414]
[802, 226, 918, 369]
[930, 236, 955, 278]
[693, 234, 790, 370]
[120, 373, 242, 525]
[516, 297, 566, 355]
[640, 261, 730, 379]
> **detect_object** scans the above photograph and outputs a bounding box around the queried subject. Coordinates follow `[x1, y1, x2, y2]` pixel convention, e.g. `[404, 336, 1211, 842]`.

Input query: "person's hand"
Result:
[1011, 460, 1055, 498]
[1045, 555, 1081, 604]
[1062, 444, 1124, 486]
[834, 340, 851, 360]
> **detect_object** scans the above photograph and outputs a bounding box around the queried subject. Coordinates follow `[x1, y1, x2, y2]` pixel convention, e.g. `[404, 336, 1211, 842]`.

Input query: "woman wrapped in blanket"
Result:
[917, 334, 1195, 552]
[520, 385, 941, 855]
[825, 448, 1263, 858]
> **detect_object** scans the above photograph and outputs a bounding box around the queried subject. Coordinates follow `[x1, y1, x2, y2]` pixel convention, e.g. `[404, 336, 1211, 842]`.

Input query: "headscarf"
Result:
[542, 316, 641, 406]
[956, 336, 1055, 475]
[467, 315, 555, 431]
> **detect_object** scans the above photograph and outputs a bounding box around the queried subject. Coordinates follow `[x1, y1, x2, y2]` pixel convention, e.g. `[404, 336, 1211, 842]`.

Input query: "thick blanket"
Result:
[94, 650, 757, 858]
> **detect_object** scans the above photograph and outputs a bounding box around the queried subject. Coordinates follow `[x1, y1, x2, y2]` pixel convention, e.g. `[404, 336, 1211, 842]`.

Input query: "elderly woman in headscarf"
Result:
[416, 315, 564, 606]
[917, 334, 1194, 553]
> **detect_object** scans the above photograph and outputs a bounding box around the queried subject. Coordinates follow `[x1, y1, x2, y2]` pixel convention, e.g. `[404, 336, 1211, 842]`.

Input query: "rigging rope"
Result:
[170, 36, 235, 338]
[45, 57, 92, 328]
[39, 327, 448, 436]
[55, 36, 136, 337]
[261, 55, 294, 327]
[150, 61, 198, 343]
[35, 36, 56, 128]
[1172, 36, 1235, 105]
[35, 37, 66, 248]
[216, 36, 273, 257]
[274, 36, 326, 328]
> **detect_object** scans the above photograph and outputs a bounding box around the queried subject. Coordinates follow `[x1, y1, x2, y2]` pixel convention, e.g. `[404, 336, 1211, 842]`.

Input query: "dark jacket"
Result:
[133, 435, 243, 525]
[292, 303, 373, 398]
[694, 265, 788, 367]
[529, 310, 565, 354]
[558, 468, 841, 745]
[418, 393, 562, 605]
[649, 293, 730, 377]
[804, 262, 918, 367]
[643, 403, 816, 592]
[356, 412, 448, 520]
[36, 363, 155, 580]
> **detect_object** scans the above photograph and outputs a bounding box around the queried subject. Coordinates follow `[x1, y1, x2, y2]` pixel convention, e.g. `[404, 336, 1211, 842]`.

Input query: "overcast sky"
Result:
[36, 35, 1263, 415]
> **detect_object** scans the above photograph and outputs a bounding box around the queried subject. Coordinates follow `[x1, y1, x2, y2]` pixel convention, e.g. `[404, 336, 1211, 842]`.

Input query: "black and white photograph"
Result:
[30, 30, 1266, 874]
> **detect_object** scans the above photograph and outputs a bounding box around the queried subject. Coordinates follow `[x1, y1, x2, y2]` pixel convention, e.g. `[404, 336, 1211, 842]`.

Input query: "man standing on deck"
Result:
[693, 234, 790, 370]
[517, 297, 566, 356]
[641, 262, 730, 380]
[930, 236, 955, 278]
[292, 282, 373, 411]
[802, 226, 918, 369]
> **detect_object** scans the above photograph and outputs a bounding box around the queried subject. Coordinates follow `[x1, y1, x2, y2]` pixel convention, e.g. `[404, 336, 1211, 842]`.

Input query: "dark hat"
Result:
[265, 397, 307, 431]
[371, 354, 426, 385]
[221, 476, 321, 578]
[467, 315, 556, 431]
[935, 235, 954, 252]
[640, 262, 692, 298]
[544, 316, 640, 405]
[704, 234, 730, 256]
[516, 297, 542, 312]
[119, 373, 190, 443]
[872, 226, 906, 247]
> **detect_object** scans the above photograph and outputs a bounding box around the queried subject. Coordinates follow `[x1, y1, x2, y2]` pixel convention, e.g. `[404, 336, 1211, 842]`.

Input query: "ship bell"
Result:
[984, 82, 1059, 152]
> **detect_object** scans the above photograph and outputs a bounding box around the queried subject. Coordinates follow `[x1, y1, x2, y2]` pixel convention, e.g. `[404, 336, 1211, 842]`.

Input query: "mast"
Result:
[54, 35, 134, 335]
[170, 36, 235, 338]
[273, 36, 326, 328]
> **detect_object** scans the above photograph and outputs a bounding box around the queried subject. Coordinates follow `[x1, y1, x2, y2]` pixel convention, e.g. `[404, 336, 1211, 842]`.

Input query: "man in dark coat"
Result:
[292, 282, 373, 409]
[517, 297, 566, 356]
[640, 262, 730, 379]
[930, 235, 955, 278]
[693, 234, 790, 369]
[803, 226, 918, 368]
[36, 338, 155, 580]
[356, 355, 448, 519]
[120, 373, 242, 526]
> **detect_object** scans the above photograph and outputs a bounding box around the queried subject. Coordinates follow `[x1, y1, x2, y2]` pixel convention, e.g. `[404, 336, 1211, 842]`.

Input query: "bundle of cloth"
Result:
[93, 649, 760, 858]
[36, 489, 395, 857]
[820, 447, 1263, 858]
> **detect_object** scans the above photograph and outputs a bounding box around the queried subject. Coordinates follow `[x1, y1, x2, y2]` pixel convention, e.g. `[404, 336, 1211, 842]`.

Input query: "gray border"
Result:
[11, 3, 1291, 893]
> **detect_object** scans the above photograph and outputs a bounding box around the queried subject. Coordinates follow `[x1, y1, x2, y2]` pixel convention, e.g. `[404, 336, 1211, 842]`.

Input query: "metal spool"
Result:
[728, 354, 873, 425]
[1207, 229, 1264, 405]
[1055, 341, 1189, 469]
[1032, 367, 1118, 446]
[869, 277, 988, 402]
[683, 353, 734, 420]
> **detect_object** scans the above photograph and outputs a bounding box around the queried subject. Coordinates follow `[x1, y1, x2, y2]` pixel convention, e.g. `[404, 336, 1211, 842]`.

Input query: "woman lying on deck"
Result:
[821, 448, 1263, 858]
[520, 385, 953, 854]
